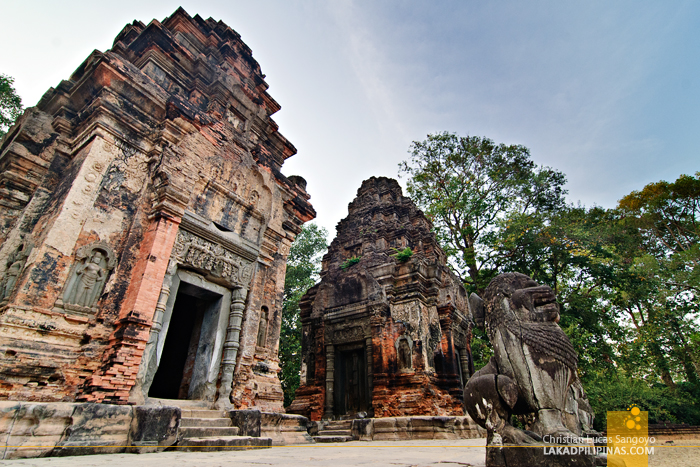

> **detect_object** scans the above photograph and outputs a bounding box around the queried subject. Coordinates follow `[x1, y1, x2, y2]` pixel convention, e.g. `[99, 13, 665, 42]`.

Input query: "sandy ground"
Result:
[1, 439, 698, 466]
[649, 440, 700, 467]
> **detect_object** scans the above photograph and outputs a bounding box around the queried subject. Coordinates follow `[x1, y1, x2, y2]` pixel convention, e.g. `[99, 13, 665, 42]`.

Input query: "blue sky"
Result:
[2, 1, 699, 236]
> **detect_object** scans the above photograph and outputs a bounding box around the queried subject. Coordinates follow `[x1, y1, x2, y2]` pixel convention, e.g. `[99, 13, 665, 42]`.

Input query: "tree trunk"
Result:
[648, 340, 676, 389]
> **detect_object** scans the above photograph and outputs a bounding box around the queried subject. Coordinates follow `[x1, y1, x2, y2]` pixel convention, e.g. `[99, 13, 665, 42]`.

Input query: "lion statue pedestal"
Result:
[464, 273, 605, 467]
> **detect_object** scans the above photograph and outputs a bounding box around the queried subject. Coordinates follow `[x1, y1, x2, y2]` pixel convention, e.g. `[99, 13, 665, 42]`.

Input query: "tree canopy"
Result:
[0, 74, 22, 136]
[399, 131, 566, 293]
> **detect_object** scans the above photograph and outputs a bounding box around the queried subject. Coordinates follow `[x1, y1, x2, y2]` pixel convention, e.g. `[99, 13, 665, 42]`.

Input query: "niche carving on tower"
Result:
[395, 335, 414, 372]
[257, 305, 269, 348]
[58, 242, 117, 314]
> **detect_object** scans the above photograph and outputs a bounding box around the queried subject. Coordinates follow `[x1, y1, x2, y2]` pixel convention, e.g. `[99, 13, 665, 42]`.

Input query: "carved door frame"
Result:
[144, 269, 232, 402]
[129, 210, 259, 406]
[323, 320, 374, 419]
[333, 342, 369, 417]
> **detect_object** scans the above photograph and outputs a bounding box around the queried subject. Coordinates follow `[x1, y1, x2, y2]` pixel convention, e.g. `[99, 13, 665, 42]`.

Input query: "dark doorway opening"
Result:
[334, 344, 369, 417]
[148, 283, 220, 399]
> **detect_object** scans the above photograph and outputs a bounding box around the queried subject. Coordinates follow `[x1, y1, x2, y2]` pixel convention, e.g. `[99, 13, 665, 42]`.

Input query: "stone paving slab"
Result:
[2, 439, 699, 466]
[0, 439, 487, 467]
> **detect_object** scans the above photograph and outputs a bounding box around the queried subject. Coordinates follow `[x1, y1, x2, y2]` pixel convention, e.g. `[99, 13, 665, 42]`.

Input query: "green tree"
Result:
[279, 223, 328, 407]
[0, 74, 23, 136]
[399, 132, 568, 370]
[583, 373, 700, 430]
[613, 174, 700, 389]
[399, 132, 567, 293]
[618, 172, 700, 295]
[505, 198, 699, 401]
[526, 196, 700, 424]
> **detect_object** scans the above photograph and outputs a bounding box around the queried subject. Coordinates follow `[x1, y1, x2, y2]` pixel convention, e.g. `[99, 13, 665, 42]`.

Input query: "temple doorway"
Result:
[334, 343, 369, 417]
[148, 282, 223, 400]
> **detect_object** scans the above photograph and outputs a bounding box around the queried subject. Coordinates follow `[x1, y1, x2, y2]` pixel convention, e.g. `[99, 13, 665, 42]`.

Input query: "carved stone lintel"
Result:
[330, 326, 364, 344]
[172, 229, 253, 288]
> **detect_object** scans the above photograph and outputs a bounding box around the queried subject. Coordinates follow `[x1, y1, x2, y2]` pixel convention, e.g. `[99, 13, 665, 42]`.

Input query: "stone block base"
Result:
[0, 401, 180, 459]
[260, 413, 313, 445]
[313, 435, 353, 442]
[228, 410, 313, 445]
[351, 415, 485, 441]
[175, 436, 271, 451]
[486, 444, 597, 467]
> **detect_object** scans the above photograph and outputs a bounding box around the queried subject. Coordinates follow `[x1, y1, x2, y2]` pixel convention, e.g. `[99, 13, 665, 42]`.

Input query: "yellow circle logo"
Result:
[625, 405, 642, 430]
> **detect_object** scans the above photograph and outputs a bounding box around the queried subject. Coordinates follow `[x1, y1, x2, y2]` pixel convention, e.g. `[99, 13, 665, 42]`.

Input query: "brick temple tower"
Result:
[0, 8, 314, 411]
[288, 177, 473, 421]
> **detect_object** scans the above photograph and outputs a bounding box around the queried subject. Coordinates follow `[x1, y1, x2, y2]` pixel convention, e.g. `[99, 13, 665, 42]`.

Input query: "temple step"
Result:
[180, 416, 233, 427]
[181, 409, 227, 418]
[324, 420, 353, 429]
[179, 426, 240, 438]
[317, 429, 351, 436]
[175, 409, 271, 451]
[178, 412, 237, 445]
[147, 398, 212, 409]
[176, 436, 271, 451]
[316, 419, 353, 442]
[312, 435, 354, 443]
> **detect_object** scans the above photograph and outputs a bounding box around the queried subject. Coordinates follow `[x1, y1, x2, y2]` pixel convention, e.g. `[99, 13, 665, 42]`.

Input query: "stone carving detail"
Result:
[0, 238, 34, 301]
[464, 272, 597, 465]
[395, 335, 413, 371]
[248, 190, 259, 205]
[61, 242, 117, 312]
[257, 306, 269, 347]
[330, 326, 365, 344]
[226, 108, 244, 130]
[172, 229, 253, 287]
[217, 287, 247, 409]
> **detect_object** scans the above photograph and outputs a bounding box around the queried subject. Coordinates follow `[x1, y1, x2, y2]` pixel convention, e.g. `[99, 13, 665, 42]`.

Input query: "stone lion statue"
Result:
[464, 272, 593, 445]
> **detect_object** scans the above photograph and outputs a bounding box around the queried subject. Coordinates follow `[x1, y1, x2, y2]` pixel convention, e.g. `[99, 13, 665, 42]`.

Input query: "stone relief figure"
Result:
[61, 242, 116, 312]
[248, 190, 259, 206]
[0, 239, 33, 301]
[395, 335, 413, 371]
[73, 251, 107, 306]
[463, 272, 594, 446]
[257, 306, 268, 347]
[565, 378, 596, 435]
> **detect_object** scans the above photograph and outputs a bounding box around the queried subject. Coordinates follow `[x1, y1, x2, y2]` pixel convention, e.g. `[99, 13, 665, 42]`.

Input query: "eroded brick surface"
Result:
[0, 8, 314, 411]
[287, 177, 472, 421]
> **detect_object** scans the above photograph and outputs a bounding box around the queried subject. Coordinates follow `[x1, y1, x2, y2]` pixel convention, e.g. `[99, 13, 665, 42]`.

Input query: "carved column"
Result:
[460, 349, 471, 382]
[324, 344, 335, 419]
[365, 335, 373, 403]
[217, 286, 247, 408]
[149, 263, 176, 357]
